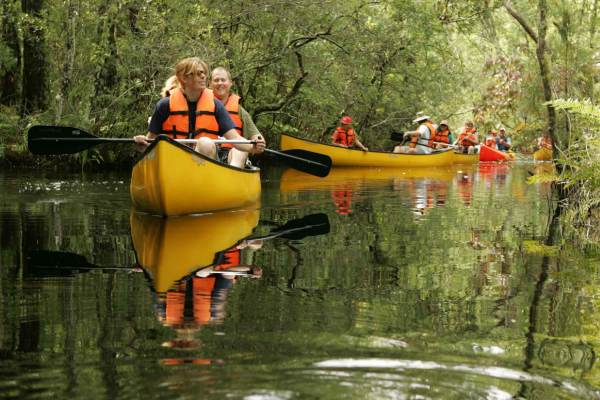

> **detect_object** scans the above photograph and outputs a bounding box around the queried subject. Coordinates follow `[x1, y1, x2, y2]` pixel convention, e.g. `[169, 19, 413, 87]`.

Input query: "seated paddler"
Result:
[133, 57, 266, 169]
[393, 114, 435, 154]
[331, 116, 368, 152]
[210, 66, 266, 168]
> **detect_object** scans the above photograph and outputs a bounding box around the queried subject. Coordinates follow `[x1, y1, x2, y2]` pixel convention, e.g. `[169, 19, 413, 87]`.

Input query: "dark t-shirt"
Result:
[148, 96, 236, 136]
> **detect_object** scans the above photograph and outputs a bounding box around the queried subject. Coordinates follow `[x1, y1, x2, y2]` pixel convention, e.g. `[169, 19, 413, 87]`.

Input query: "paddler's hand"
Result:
[133, 135, 151, 151]
[250, 134, 266, 155]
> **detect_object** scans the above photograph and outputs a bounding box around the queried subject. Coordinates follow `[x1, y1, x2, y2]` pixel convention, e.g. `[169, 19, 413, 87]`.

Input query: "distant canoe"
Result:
[479, 144, 515, 162]
[280, 133, 454, 168]
[130, 136, 261, 216]
[533, 147, 552, 161]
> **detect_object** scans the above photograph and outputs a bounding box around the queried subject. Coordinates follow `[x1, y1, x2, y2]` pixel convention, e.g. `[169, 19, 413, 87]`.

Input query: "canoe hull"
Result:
[479, 145, 515, 162]
[280, 134, 454, 167]
[130, 137, 261, 216]
[533, 148, 552, 161]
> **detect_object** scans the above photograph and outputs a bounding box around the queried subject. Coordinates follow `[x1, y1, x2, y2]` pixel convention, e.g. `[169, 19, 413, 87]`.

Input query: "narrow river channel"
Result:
[1, 161, 598, 399]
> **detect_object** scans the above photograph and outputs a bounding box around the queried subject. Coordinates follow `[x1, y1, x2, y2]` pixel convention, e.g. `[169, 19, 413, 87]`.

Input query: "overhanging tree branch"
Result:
[503, 0, 538, 43]
[252, 51, 308, 118]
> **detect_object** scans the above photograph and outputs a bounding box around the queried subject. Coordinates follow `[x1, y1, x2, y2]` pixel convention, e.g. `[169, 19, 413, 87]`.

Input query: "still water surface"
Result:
[1, 162, 599, 399]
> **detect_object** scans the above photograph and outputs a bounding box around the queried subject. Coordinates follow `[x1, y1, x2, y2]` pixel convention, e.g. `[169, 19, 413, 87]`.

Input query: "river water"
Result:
[1, 162, 599, 399]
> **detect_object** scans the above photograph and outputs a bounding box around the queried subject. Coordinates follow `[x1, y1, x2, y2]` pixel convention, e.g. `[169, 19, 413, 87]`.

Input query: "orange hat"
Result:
[340, 116, 353, 124]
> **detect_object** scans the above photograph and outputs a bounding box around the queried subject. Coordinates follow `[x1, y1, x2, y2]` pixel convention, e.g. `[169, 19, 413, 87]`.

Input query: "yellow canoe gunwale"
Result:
[280, 133, 454, 168]
[130, 136, 261, 217]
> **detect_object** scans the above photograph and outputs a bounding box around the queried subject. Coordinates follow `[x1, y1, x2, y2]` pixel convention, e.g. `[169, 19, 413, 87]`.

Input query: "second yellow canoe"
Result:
[281, 133, 454, 168]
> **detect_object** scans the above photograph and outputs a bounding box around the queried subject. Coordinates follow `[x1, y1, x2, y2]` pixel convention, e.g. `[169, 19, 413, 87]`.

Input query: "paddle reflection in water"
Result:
[130, 209, 330, 362]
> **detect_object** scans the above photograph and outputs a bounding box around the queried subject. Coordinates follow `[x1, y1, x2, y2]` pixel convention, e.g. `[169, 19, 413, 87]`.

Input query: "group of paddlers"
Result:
[133, 57, 267, 169]
[331, 114, 516, 155]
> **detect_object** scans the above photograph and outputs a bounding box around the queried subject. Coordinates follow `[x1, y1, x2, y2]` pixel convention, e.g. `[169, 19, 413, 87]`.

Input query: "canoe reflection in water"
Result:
[280, 167, 454, 218]
[131, 209, 330, 356]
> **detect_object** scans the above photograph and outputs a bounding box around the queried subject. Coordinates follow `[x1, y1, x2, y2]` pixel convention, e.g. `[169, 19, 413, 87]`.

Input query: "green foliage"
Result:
[0, 0, 598, 176]
[548, 98, 600, 243]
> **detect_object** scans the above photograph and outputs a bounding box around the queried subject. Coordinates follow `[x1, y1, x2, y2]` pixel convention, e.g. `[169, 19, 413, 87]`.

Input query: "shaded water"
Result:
[1, 162, 599, 399]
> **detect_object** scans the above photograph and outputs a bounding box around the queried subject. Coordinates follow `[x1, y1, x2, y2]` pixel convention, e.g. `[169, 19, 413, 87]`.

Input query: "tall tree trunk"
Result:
[535, 0, 558, 154]
[0, 0, 21, 107]
[55, 0, 77, 123]
[590, 0, 599, 102]
[91, 1, 119, 127]
[503, 0, 557, 154]
[21, 0, 47, 115]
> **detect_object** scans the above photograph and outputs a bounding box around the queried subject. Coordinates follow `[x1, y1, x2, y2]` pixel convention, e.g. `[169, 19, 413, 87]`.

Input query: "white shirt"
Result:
[416, 124, 433, 154]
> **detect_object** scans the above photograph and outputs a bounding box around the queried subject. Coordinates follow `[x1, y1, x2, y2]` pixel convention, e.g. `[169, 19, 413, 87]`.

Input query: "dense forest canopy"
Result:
[1, 0, 598, 145]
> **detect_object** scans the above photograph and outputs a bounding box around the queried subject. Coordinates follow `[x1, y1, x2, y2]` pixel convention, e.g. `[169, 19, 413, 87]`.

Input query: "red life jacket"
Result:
[220, 94, 244, 149]
[332, 127, 355, 147]
[161, 87, 220, 139]
[433, 127, 450, 144]
[458, 128, 478, 147]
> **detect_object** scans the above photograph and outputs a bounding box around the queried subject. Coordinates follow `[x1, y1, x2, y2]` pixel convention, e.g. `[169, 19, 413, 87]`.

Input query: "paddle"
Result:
[26, 213, 330, 278]
[27, 125, 332, 178]
[25, 250, 254, 278]
[267, 149, 331, 178]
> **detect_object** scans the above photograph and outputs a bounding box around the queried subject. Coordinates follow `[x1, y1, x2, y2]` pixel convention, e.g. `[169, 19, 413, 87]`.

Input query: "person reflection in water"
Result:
[332, 187, 353, 215]
[158, 241, 262, 364]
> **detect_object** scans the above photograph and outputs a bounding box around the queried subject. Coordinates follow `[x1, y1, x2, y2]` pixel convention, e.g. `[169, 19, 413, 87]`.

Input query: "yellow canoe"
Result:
[280, 133, 454, 167]
[131, 209, 260, 293]
[130, 136, 261, 216]
[533, 147, 552, 161]
[452, 152, 479, 164]
[280, 166, 455, 192]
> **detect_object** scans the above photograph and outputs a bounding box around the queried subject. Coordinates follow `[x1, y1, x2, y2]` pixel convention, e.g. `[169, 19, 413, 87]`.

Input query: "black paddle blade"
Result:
[269, 213, 330, 240]
[28, 125, 99, 155]
[270, 148, 332, 177]
[25, 250, 92, 278]
[390, 131, 405, 142]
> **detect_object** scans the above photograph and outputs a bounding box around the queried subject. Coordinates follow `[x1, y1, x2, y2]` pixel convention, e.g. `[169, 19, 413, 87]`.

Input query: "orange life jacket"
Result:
[332, 127, 355, 147]
[164, 247, 241, 326]
[161, 87, 220, 139]
[458, 128, 478, 147]
[410, 122, 436, 149]
[433, 127, 450, 144]
[220, 94, 244, 149]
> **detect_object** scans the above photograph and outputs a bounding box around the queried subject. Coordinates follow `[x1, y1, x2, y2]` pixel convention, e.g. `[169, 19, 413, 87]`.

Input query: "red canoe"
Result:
[479, 145, 515, 162]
